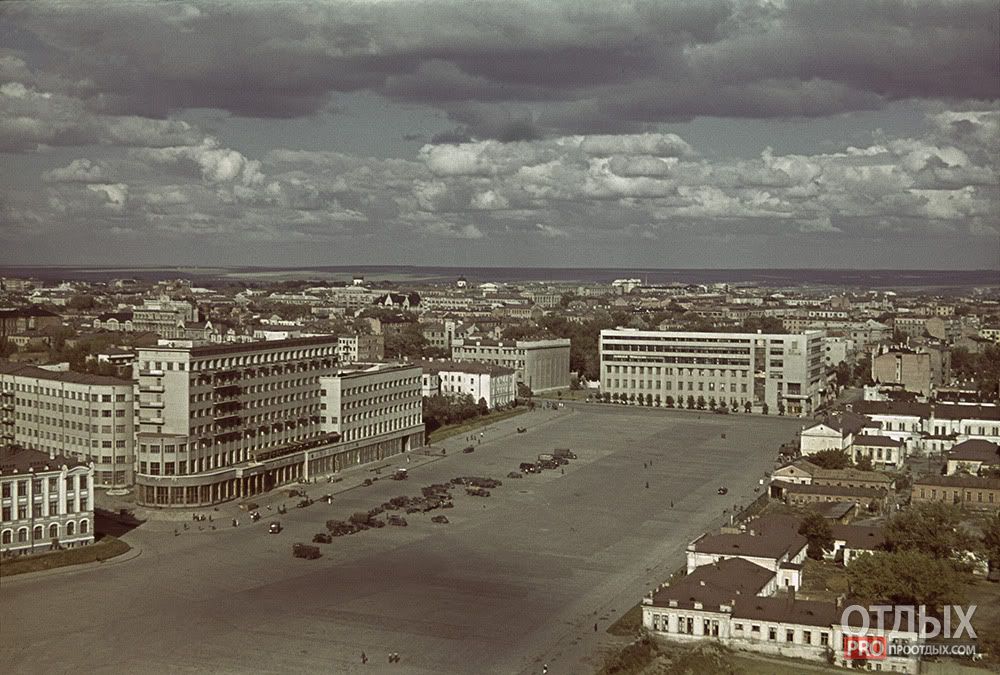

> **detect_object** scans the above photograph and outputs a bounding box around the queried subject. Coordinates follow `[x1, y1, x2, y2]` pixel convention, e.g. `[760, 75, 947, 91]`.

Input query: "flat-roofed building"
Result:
[415, 359, 516, 409]
[132, 338, 423, 507]
[451, 337, 570, 393]
[0, 362, 135, 488]
[599, 328, 825, 415]
[336, 333, 384, 364]
[0, 445, 95, 555]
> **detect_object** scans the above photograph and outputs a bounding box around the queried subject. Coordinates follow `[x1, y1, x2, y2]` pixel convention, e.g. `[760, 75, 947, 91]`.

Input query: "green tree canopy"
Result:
[848, 550, 968, 608]
[884, 502, 974, 560]
[808, 448, 851, 469]
[798, 512, 834, 560]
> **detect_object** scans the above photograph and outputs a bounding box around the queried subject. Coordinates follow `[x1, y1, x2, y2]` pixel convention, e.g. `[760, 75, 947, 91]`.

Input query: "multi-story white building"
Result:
[1, 445, 95, 555]
[599, 329, 826, 415]
[415, 360, 516, 409]
[451, 337, 570, 393]
[1, 363, 135, 488]
[821, 336, 854, 367]
[336, 334, 384, 364]
[132, 338, 422, 507]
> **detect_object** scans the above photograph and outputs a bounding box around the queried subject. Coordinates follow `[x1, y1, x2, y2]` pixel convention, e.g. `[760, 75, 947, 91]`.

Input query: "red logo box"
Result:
[844, 635, 887, 660]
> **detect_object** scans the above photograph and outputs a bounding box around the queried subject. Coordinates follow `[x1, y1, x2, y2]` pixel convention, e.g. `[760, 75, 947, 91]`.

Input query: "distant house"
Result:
[829, 523, 885, 565]
[852, 434, 904, 469]
[799, 412, 868, 456]
[946, 439, 1000, 476]
[686, 514, 807, 589]
[912, 474, 1000, 510]
[372, 292, 421, 309]
[93, 311, 134, 332]
[0, 306, 62, 338]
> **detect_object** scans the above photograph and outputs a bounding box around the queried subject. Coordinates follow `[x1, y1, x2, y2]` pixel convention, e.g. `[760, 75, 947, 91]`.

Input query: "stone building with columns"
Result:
[0, 445, 95, 556]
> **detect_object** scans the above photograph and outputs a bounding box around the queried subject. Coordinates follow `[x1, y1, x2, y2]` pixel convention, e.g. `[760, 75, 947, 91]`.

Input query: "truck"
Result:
[292, 543, 322, 559]
[552, 448, 577, 460]
[391, 468, 408, 481]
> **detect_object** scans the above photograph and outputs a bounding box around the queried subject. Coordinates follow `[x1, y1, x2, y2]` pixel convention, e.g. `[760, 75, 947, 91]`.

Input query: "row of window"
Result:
[2, 495, 90, 520]
[2, 476, 87, 497]
[16, 417, 130, 433]
[1, 519, 89, 544]
[16, 407, 126, 418]
[4, 387, 127, 401]
[919, 488, 996, 503]
[15, 427, 128, 449]
[607, 379, 751, 394]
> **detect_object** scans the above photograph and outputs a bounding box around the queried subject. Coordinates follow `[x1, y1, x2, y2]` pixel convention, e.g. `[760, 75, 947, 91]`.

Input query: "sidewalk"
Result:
[1, 537, 143, 583]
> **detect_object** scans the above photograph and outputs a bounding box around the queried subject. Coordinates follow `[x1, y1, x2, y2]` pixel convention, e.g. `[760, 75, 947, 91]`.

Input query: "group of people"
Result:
[360, 652, 400, 664]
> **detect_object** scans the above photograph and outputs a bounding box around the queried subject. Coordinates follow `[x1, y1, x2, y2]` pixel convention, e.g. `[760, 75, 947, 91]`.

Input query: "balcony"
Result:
[1, 417, 14, 426]
[139, 384, 165, 394]
[213, 400, 242, 415]
[139, 369, 164, 377]
[143, 417, 165, 426]
[213, 384, 242, 399]
[214, 430, 242, 443]
[214, 414, 242, 429]
[139, 400, 165, 409]
[1, 403, 13, 411]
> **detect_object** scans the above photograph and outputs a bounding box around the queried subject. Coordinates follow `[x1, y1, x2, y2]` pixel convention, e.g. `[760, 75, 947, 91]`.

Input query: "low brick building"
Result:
[912, 475, 1000, 510]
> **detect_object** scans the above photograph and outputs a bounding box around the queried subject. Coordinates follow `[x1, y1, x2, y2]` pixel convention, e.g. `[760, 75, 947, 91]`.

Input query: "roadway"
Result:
[0, 404, 802, 674]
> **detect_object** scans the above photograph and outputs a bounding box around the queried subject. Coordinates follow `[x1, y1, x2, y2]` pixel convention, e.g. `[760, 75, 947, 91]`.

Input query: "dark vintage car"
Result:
[717, 486, 729, 495]
[462, 445, 475, 454]
[431, 515, 449, 524]
[507, 471, 523, 479]
[268, 521, 283, 534]
[516, 427, 527, 433]
[388, 514, 408, 527]
[293, 543, 322, 559]
[362, 478, 374, 487]
[519, 462, 539, 473]
[296, 498, 314, 508]
[312, 532, 333, 544]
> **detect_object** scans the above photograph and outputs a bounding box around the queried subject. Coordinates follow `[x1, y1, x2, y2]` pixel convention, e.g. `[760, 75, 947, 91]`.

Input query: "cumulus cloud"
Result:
[43, 159, 106, 183]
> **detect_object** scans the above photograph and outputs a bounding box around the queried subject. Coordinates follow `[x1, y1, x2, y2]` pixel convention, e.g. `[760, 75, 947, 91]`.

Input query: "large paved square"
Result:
[0, 405, 802, 674]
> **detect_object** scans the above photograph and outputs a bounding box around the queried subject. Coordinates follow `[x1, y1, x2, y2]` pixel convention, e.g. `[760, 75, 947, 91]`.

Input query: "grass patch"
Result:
[798, 558, 849, 603]
[427, 407, 529, 444]
[0, 535, 131, 577]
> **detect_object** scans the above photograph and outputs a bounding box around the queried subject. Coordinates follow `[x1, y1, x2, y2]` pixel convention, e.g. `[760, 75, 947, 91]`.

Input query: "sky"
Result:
[0, 0, 997, 270]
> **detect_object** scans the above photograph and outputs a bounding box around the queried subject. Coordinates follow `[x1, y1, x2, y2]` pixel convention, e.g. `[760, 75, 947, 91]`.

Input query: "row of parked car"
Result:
[515, 448, 577, 475]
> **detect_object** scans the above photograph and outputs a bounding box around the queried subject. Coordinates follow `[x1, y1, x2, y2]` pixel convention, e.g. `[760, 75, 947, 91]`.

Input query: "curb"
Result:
[1, 539, 142, 582]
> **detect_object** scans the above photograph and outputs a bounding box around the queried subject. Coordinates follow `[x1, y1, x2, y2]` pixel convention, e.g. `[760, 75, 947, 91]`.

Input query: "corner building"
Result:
[599, 329, 825, 416]
[133, 338, 422, 507]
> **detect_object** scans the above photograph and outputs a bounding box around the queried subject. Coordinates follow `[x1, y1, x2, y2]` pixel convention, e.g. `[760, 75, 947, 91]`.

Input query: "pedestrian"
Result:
[594, 622, 598, 632]
[361, 651, 367, 664]
[670, 501, 674, 508]
[543, 665, 548, 674]
[645, 481, 649, 489]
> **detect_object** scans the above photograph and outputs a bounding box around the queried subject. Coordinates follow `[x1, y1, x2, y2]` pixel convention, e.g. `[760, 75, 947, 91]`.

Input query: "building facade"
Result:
[1, 363, 135, 488]
[132, 338, 423, 507]
[336, 334, 385, 364]
[451, 337, 570, 393]
[1, 445, 95, 555]
[599, 329, 825, 415]
[415, 360, 516, 409]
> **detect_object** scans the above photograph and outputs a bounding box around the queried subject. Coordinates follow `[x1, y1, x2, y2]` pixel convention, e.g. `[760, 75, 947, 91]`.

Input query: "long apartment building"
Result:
[133, 338, 422, 507]
[599, 329, 826, 416]
[1, 445, 95, 555]
[0, 363, 135, 488]
[451, 337, 570, 392]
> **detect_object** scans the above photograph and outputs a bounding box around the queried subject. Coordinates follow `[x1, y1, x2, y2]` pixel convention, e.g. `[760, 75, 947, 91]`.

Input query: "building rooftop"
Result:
[830, 523, 885, 550]
[0, 445, 86, 475]
[650, 558, 774, 610]
[732, 596, 840, 627]
[949, 439, 1000, 463]
[785, 483, 886, 498]
[0, 361, 130, 386]
[853, 434, 903, 448]
[914, 474, 1000, 490]
[691, 525, 806, 560]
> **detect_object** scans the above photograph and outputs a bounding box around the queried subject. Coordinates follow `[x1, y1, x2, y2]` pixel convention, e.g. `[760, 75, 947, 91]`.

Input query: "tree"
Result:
[854, 454, 874, 472]
[686, 395, 696, 410]
[67, 294, 98, 311]
[809, 449, 851, 470]
[477, 397, 489, 416]
[744, 401, 752, 413]
[798, 512, 834, 560]
[384, 323, 428, 360]
[708, 397, 717, 410]
[847, 550, 968, 608]
[664, 395, 674, 408]
[611, 392, 620, 403]
[696, 395, 706, 410]
[884, 502, 974, 561]
[761, 403, 769, 415]
[645, 393, 654, 406]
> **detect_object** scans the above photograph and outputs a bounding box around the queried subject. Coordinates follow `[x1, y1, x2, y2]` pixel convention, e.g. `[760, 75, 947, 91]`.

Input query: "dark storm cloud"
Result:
[4, 1, 997, 139]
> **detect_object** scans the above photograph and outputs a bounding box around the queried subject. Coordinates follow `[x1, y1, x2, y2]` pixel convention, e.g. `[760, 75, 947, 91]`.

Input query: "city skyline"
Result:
[1, 1, 998, 268]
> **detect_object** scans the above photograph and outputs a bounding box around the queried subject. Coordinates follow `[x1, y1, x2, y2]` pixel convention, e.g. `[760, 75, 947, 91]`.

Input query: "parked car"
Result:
[516, 427, 527, 433]
[312, 532, 333, 544]
[462, 445, 475, 453]
[362, 478, 374, 487]
[292, 543, 322, 559]
[388, 514, 408, 527]
[391, 468, 408, 480]
[268, 522, 283, 534]
[717, 486, 729, 495]
[296, 498, 313, 508]
[519, 462, 539, 473]
[249, 511, 261, 522]
[431, 515, 449, 524]
[507, 471, 523, 479]
[553, 448, 577, 460]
